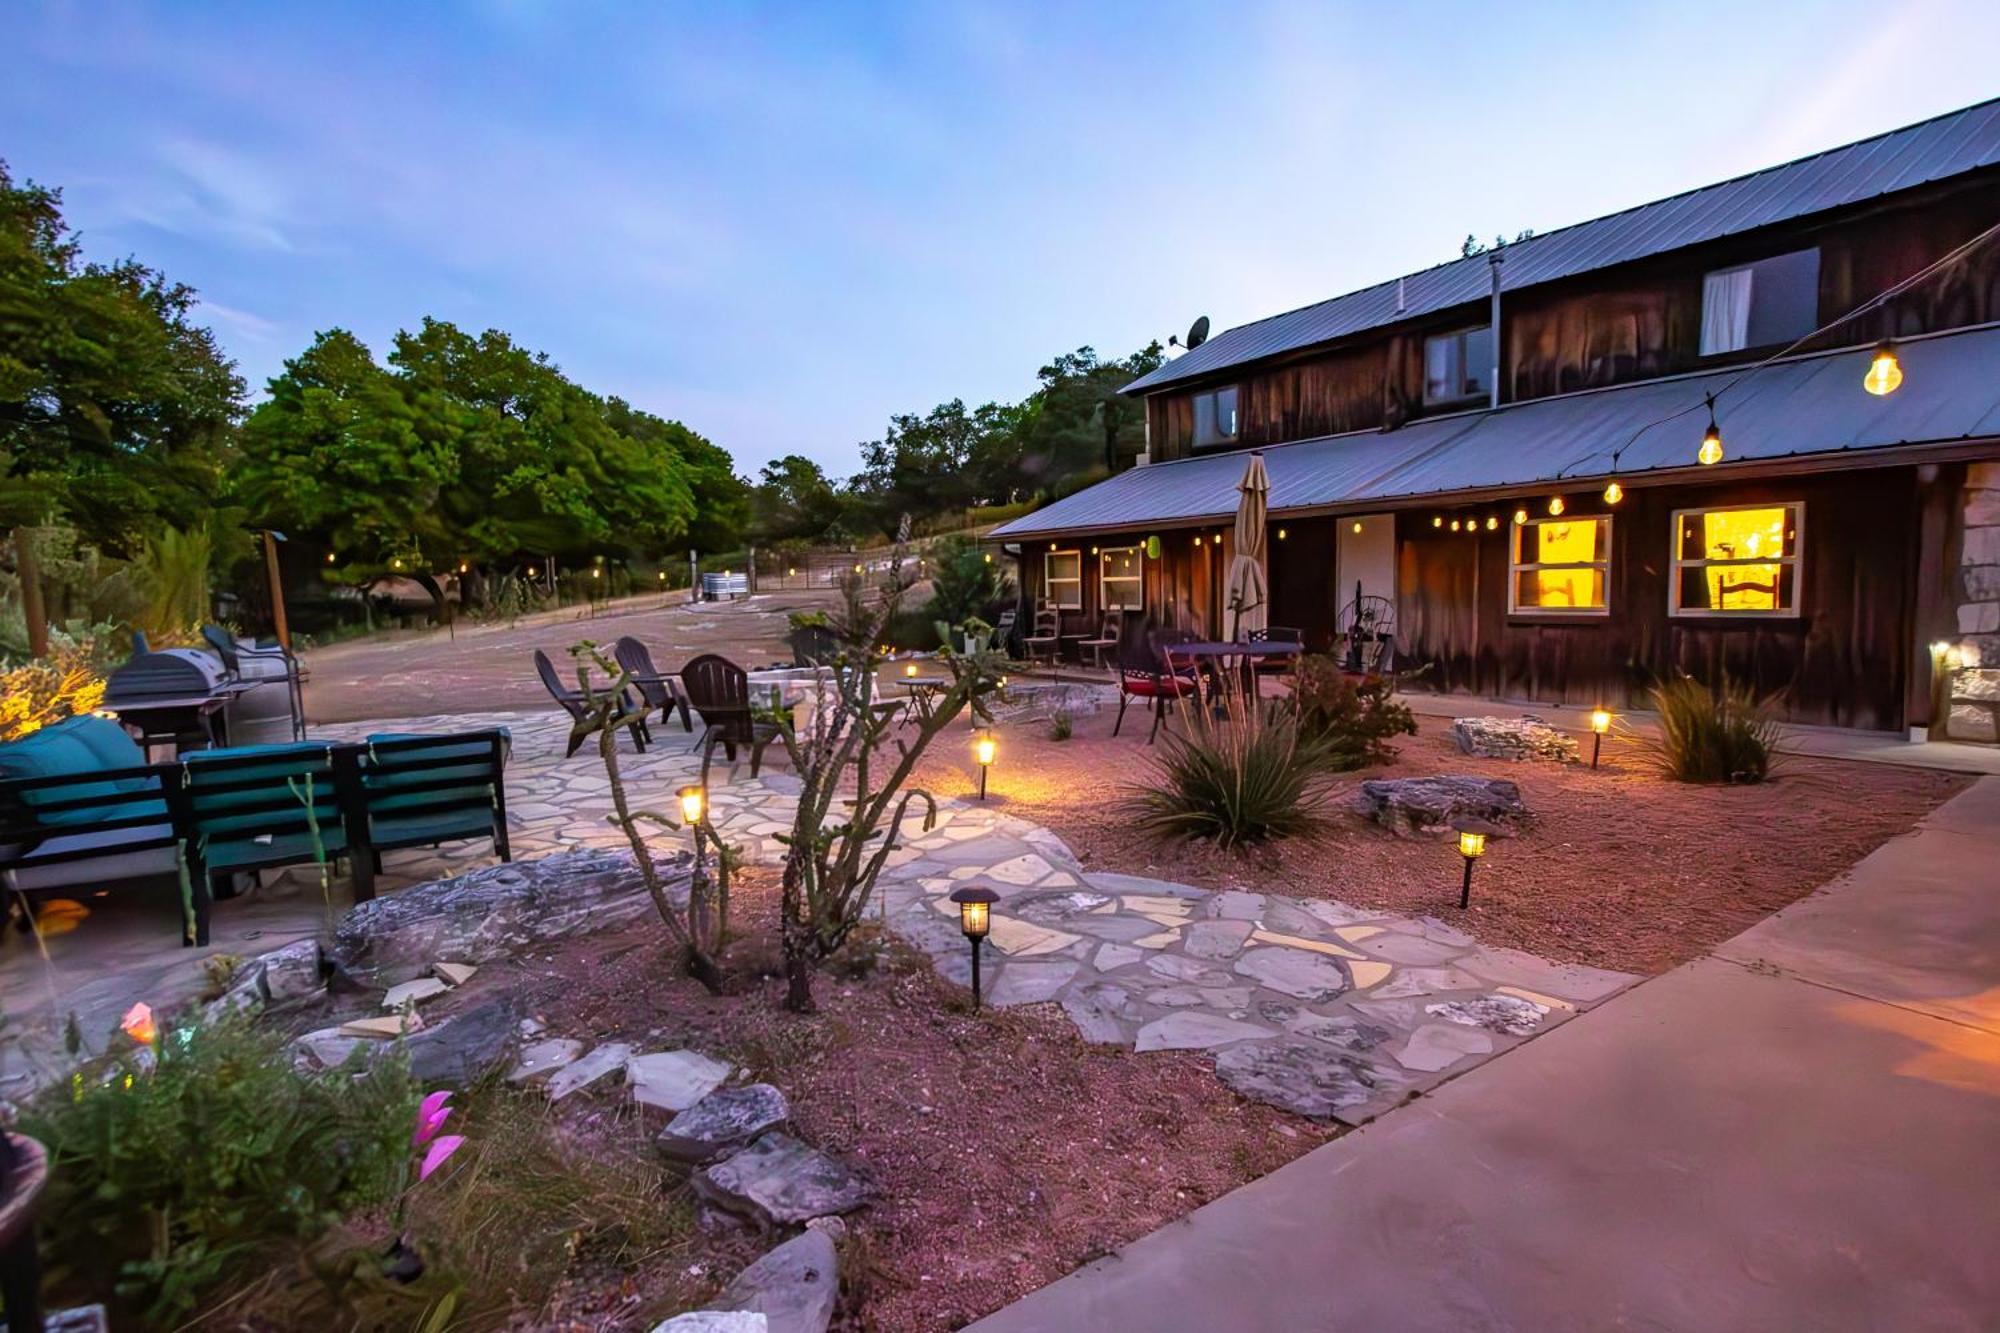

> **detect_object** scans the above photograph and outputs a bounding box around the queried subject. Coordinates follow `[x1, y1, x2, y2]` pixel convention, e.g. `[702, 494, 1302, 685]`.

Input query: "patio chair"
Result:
[535, 649, 649, 757]
[1079, 614, 1121, 670]
[1112, 632, 1200, 744]
[680, 653, 781, 782]
[1022, 604, 1062, 665]
[993, 607, 1018, 656]
[181, 740, 361, 912]
[0, 717, 199, 944]
[612, 637, 695, 733]
[1246, 625, 1305, 675]
[1334, 594, 1398, 677]
[351, 730, 512, 895]
[202, 624, 306, 742]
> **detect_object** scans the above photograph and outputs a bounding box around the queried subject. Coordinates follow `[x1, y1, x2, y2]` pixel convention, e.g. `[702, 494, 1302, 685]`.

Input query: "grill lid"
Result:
[104, 649, 230, 704]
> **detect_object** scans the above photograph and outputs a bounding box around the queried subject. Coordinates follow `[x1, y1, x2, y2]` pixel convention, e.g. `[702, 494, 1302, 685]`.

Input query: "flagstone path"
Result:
[319, 709, 1633, 1124]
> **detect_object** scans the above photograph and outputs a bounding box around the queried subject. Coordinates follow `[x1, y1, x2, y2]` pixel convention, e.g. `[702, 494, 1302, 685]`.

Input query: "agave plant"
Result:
[1131, 673, 1333, 847]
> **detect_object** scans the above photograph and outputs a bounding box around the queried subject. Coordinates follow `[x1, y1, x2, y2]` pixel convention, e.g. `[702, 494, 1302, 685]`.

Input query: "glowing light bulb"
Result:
[1698, 424, 1724, 466]
[1352, 521, 1363, 534]
[1603, 481, 1624, 505]
[1547, 495, 1565, 516]
[1513, 508, 1529, 526]
[1450, 519, 1461, 532]
[1485, 516, 1499, 530]
[1433, 515, 1444, 529]
[1864, 342, 1902, 396]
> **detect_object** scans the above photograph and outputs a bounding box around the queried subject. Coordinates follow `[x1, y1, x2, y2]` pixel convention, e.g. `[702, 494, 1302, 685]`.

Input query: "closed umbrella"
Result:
[1226, 452, 1269, 640]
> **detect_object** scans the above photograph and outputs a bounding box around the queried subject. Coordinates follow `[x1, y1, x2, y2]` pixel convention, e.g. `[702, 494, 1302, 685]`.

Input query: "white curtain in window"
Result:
[1700, 268, 1754, 355]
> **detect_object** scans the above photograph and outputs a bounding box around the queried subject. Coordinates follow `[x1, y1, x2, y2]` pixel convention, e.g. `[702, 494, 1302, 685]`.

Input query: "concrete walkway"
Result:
[968, 776, 2000, 1333]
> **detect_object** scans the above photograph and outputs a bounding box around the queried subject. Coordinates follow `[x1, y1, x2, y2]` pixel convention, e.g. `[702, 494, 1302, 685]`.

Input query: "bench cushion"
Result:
[0, 718, 151, 825]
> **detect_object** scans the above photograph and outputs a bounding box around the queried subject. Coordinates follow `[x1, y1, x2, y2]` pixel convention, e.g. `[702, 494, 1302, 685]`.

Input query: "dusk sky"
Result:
[8, 1, 1999, 478]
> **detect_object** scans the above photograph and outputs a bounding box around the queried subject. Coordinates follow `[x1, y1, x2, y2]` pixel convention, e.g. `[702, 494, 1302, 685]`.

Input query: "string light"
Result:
[1351, 521, 1363, 534]
[1450, 519, 1461, 531]
[1485, 515, 1499, 530]
[1698, 395, 1724, 466]
[1433, 515, 1444, 529]
[1547, 495, 1566, 516]
[1603, 480, 1624, 505]
[1513, 507, 1529, 526]
[1276, 527, 1288, 540]
[1864, 341, 1903, 395]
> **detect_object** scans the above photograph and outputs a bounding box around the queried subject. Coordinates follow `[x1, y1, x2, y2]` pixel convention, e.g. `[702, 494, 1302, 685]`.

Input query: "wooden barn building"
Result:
[993, 99, 2000, 742]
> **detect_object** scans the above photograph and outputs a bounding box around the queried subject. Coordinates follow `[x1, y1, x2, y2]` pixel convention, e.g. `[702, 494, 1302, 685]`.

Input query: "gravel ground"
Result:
[906, 698, 1970, 976]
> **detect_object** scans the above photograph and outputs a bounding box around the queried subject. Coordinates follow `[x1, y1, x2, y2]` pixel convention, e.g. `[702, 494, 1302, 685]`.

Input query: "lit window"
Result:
[1044, 549, 1083, 609]
[1192, 386, 1238, 447]
[1510, 516, 1611, 614]
[1423, 325, 1494, 406]
[1670, 503, 1801, 616]
[1699, 249, 1820, 355]
[1099, 545, 1143, 611]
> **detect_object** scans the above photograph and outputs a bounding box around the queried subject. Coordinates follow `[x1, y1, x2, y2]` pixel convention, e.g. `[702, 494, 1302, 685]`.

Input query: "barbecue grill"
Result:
[102, 649, 247, 754]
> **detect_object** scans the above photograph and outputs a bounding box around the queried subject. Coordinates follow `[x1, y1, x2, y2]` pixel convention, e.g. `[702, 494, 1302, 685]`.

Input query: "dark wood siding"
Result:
[1391, 468, 1920, 730]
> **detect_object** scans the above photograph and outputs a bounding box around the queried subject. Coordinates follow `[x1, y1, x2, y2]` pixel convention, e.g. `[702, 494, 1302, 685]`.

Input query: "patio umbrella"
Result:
[1226, 452, 1270, 639]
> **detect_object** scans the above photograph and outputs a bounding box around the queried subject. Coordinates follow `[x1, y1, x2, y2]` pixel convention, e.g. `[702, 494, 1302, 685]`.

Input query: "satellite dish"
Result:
[1169, 315, 1211, 351]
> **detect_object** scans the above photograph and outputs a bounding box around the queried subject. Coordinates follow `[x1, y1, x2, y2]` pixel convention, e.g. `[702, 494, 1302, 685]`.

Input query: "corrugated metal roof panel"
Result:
[994, 324, 2000, 538]
[1125, 99, 2000, 396]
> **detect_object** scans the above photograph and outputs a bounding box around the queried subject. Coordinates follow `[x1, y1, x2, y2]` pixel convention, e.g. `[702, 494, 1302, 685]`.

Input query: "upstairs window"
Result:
[1671, 503, 1802, 616]
[1699, 248, 1820, 355]
[1044, 549, 1083, 609]
[1192, 386, 1238, 447]
[1510, 516, 1612, 615]
[1423, 325, 1494, 406]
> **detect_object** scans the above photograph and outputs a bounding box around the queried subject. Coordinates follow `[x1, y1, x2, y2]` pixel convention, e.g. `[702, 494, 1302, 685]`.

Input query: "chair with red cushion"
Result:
[1113, 631, 1199, 744]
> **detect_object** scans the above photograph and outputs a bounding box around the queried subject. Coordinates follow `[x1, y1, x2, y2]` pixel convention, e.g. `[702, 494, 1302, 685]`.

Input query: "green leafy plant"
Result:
[1286, 655, 1417, 770]
[1132, 676, 1334, 847]
[1049, 708, 1074, 742]
[923, 532, 1002, 625]
[23, 1008, 419, 1324]
[1648, 674, 1781, 783]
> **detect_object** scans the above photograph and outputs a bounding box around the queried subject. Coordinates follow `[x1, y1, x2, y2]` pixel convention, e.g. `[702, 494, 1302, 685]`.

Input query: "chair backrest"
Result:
[612, 637, 670, 709]
[533, 649, 581, 705]
[680, 653, 749, 715]
[1099, 614, 1121, 639]
[201, 624, 241, 674]
[358, 731, 506, 833]
[182, 742, 346, 854]
[1031, 605, 1060, 635]
[1115, 632, 1161, 676]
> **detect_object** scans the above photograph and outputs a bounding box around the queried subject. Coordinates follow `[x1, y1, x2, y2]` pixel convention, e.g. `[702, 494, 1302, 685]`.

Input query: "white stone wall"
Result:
[1948, 461, 2000, 742]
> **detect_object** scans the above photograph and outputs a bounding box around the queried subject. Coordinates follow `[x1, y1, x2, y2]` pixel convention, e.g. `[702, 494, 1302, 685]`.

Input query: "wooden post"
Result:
[11, 527, 48, 659]
[261, 530, 291, 653]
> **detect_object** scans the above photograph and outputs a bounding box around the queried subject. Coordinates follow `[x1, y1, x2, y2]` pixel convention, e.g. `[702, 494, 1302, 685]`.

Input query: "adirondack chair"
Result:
[680, 653, 780, 781]
[612, 637, 695, 732]
[534, 649, 649, 756]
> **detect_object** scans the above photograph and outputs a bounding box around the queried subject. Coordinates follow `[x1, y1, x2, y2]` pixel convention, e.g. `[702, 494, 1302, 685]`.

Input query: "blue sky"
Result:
[7, 1, 1999, 478]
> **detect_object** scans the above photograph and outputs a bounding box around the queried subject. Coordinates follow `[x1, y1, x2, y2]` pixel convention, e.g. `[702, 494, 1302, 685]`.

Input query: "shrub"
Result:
[23, 1009, 419, 1324]
[1131, 678, 1333, 846]
[1287, 655, 1416, 769]
[924, 533, 1002, 626]
[1049, 708, 1074, 742]
[1648, 675, 1781, 783]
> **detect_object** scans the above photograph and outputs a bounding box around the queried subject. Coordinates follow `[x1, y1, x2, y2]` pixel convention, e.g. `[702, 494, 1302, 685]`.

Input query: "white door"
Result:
[1335, 513, 1396, 618]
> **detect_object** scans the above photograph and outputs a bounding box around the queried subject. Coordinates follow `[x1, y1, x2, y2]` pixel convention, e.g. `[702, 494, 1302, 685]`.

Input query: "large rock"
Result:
[1448, 715, 1580, 763]
[1353, 776, 1531, 837]
[649, 1314, 768, 1332]
[257, 938, 328, 1005]
[1213, 1038, 1409, 1122]
[658, 1084, 790, 1164]
[695, 1133, 870, 1225]
[330, 850, 686, 986]
[708, 1227, 841, 1333]
[401, 996, 523, 1086]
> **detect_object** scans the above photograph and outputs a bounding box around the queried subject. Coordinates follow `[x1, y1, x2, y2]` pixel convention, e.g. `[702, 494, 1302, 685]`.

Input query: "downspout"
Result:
[1488, 247, 1504, 410]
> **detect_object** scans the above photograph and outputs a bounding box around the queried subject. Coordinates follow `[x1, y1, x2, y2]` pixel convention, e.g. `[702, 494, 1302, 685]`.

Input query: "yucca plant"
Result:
[1648, 674, 1781, 783]
[1131, 674, 1333, 846]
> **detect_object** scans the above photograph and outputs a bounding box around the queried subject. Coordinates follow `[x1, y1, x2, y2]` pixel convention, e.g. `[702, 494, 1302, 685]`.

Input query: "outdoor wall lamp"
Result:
[973, 733, 996, 800]
[1453, 818, 1494, 910]
[949, 885, 1000, 1008]
[1588, 709, 1612, 768]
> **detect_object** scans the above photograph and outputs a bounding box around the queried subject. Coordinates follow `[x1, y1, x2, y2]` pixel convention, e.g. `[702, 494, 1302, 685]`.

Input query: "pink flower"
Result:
[120, 1002, 157, 1046]
[418, 1134, 465, 1181]
[412, 1090, 453, 1147]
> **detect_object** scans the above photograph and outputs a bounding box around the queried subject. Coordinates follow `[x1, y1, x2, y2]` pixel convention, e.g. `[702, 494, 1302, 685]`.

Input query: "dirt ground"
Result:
[469, 869, 1334, 1332]
[907, 699, 1971, 976]
[299, 586, 843, 723]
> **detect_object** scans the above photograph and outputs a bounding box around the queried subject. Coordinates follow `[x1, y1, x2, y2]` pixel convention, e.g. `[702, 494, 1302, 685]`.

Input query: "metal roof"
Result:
[1124, 98, 2000, 397]
[993, 324, 2000, 539]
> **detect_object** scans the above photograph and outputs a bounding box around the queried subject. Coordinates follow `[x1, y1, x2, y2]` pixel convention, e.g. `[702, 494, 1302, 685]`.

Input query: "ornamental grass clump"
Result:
[1132, 676, 1333, 847]
[1649, 674, 1781, 783]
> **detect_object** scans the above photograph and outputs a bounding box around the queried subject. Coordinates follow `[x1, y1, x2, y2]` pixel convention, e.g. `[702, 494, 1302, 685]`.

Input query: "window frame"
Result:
[1508, 514, 1614, 618]
[1422, 324, 1494, 407]
[1698, 247, 1821, 356]
[1044, 548, 1084, 610]
[1190, 385, 1239, 448]
[1668, 501, 1805, 619]
[1098, 544, 1144, 612]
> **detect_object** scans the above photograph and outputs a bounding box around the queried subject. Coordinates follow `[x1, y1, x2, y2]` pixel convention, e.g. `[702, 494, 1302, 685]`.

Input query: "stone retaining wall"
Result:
[1949, 461, 2000, 742]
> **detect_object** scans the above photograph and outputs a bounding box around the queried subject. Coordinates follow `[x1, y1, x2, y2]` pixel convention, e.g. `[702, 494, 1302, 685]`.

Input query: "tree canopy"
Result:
[235, 320, 743, 568]
[0, 161, 244, 551]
